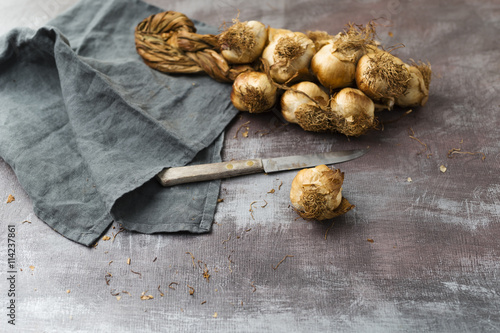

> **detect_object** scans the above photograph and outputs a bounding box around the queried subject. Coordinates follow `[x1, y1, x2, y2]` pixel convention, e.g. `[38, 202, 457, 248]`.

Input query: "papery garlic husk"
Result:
[262, 32, 316, 84]
[281, 81, 329, 124]
[330, 88, 376, 137]
[267, 27, 293, 43]
[218, 20, 268, 64]
[231, 71, 277, 113]
[395, 65, 429, 107]
[311, 24, 377, 90]
[290, 164, 354, 220]
[355, 51, 410, 109]
[414, 61, 432, 91]
[307, 30, 340, 51]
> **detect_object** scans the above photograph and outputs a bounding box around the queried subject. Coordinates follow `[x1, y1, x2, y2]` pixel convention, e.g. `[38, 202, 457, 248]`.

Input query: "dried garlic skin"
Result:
[267, 27, 293, 43]
[230, 71, 277, 113]
[332, 88, 374, 119]
[395, 65, 429, 107]
[330, 88, 375, 137]
[311, 23, 377, 90]
[355, 51, 410, 109]
[290, 165, 344, 220]
[219, 21, 268, 64]
[262, 31, 316, 84]
[281, 81, 329, 124]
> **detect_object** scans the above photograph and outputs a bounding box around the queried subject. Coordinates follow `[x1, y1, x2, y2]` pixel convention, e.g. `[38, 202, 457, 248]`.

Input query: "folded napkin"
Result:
[0, 0, 238, 245]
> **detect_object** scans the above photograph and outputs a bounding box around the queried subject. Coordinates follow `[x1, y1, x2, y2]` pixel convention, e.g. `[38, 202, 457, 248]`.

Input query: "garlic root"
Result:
[281, 81, 329, 124]
[281, 83, 376, 136]
[355, 51, 410, 109]
[219, 20, 268, 64]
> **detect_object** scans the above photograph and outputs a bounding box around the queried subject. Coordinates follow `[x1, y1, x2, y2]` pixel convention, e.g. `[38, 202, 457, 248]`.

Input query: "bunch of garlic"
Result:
[217, 18, 430, 136]
[280, 82, 375, 136]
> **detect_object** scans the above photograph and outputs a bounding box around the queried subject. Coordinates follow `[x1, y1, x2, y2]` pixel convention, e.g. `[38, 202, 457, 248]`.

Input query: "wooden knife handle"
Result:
[156, 159, 264, 187]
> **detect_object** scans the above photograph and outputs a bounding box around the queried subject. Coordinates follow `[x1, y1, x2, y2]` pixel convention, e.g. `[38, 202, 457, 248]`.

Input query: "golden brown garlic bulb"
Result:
[330, 88, 375, 137]
[290, 165, 346, 220]
[230, 71, 277, 113]
[281, 81, 329, 124]
[311, 24, 377, 91]
[262, 31, 316, 84]
[355, 51, 410, 110]
[311, 42, 359, 90]
[219, 20, 268, 64]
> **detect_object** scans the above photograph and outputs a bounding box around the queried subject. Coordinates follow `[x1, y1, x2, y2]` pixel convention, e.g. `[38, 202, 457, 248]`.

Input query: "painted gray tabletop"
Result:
[1, 0, 499, 332]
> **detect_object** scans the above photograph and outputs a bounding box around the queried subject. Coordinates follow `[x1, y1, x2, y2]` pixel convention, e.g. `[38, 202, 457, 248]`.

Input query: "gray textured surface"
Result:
[1, 0, 500, 332]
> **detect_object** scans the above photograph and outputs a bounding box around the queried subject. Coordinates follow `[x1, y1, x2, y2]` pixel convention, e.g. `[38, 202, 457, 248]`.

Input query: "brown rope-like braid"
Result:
[135, 11, 254, 82]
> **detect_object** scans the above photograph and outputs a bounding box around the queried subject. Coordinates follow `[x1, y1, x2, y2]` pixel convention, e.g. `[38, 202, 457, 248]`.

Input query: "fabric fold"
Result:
[0, 0, 238, 245]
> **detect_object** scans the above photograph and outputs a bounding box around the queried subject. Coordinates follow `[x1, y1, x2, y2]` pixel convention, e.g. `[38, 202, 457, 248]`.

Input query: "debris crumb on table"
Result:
[140, 291, 153, 300]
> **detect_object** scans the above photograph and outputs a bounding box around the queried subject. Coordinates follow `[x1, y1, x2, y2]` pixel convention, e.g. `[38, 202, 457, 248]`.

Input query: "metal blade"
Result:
[261, 149, 368, 173]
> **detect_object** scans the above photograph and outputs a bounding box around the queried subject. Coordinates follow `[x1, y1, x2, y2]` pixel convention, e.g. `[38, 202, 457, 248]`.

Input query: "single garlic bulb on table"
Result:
[218, 20, 268, 64]
[230, 71, 277, 113]
[290, 165, 353, 220]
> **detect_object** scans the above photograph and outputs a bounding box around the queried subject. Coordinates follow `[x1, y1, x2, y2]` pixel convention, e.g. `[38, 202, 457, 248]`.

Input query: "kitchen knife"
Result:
[156, 149, 368, 187]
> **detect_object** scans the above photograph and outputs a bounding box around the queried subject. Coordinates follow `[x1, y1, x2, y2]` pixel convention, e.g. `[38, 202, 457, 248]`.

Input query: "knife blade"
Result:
[156, 149, 368, 187]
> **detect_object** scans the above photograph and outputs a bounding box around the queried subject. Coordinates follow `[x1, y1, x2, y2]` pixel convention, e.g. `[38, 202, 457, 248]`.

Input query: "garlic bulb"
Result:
[311, 24, 377, 91]
[355, 51, 410, 109]
[311, 42, 358, 90]
[262, 32, 315, 84]
[330, 88, 375, 137]
[282, 81, 336, 132]
[230, 71, 277, 113]
[219, 20, 268, 64]
[290, 164, 346, 220]
[396, 64, 430, 107]
[281, 81, 329, 124]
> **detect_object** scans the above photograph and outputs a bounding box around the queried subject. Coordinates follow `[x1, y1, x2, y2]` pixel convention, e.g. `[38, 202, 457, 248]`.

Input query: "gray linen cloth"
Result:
[0, 0, 237, 245]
